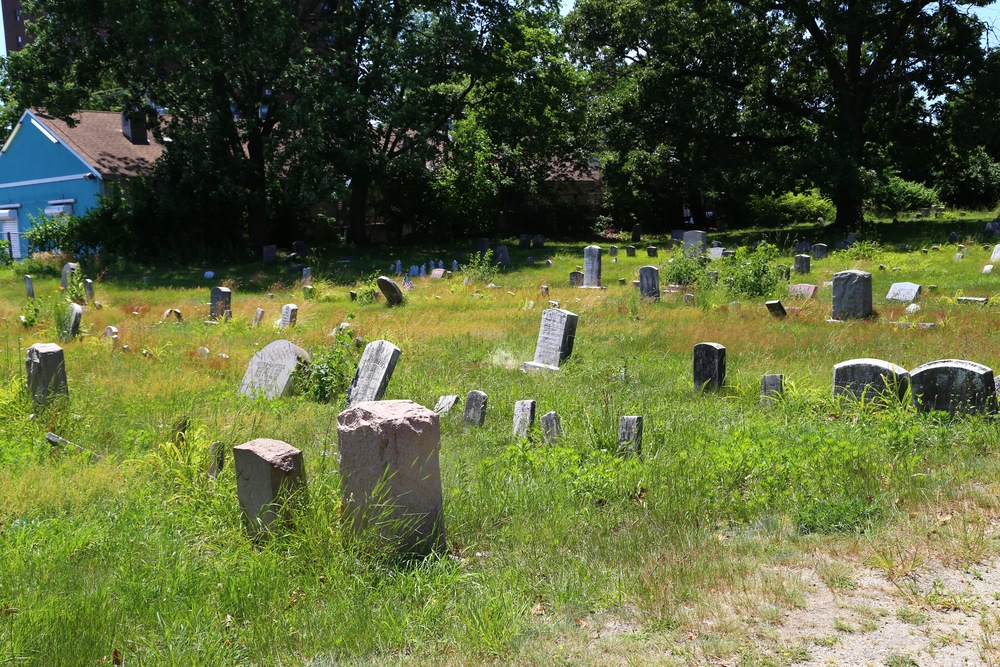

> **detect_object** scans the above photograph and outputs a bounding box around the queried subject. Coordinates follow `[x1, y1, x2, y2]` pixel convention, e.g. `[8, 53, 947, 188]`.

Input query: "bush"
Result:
[747, 190, 835, 226]
[723, 242, 782, 298]
[291, 330, 358, 403]
[936, 147, 1000, 210]
[662, 247, 705, 286]
[869, 175, 940, 215]
[463, 249, 500, 284]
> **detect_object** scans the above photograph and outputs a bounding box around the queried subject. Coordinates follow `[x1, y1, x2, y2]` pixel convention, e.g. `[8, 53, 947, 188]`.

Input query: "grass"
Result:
[1, 218, 1000, 663]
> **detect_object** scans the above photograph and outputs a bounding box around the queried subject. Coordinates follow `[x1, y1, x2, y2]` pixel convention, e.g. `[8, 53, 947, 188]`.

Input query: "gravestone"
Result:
[693, 342, 726, 391]
[833, 358, 910, 402]
[252, 308, 264, 327]
[302, 285, 314, 300]
[831, 270, 873, 320]
[760, 374, 783, 406]
[625, 245, 636, 257]
[794, 254, 810, 274]
[631, 224, 642, 242]
[765, 300, 786, 318]
[583, 245, 602, 287]
[463, 390, 488, 427]
[346, 340, 402, 406]
[984, 265, 994, 274]
[569, 271, 584, 287]
[337, 400, 445, 555]
[788, 283, 817, 299]
[617, 416, 643, 455]
[958, 296, 989, 305]
[525, 257, 534, 267]
[541, 411, 562, 442]
[682, 230, 707, 255]
[646, 245, 658, 258]
[233, 438, 305, 536]
[835, 240, 849, 251]
[910, 360, 997, 415]
[639, 266, 660, 300]
[208, 442, 225, 479]
[533, 235, 545, 248]
[512, 400, 536, 437]
[101, 325, 118, 339]
[609, 246, 618, 257]
[494, 245, 511, 267]
[84, 279, 94, 303]
[60, 262, 78, 289]
[522, 308, 578, 372]
[517, 234, 530, 250]
[238, 340, 310, 400]
[948, 231, 958, 243]
[991, 245, 1000, 263]
[26, 343, 68, 406]
[279, 303, 298, 329]
[476, 238, 491, 258]
[59, 303, 83, 342]
[708, 247, 725, 260]
[430, 268, 446, 279]
[302, 267, 312, 283]
[292, 240, 309, 257]
[24, 275, 33, 299]
[376, 276, 404, 306]
[811, 243, 828, 260]
[210, 286, 232, 320]
[263, 245, 277, 264]
[433, 395, 461, 414]
[885, 282, 921, 302]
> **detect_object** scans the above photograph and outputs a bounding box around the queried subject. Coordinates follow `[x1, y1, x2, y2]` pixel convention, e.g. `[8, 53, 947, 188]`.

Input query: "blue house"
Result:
[0, 109, 164, 258]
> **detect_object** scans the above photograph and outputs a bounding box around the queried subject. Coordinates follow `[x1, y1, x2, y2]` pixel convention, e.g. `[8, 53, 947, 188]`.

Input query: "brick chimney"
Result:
[121, 111, 148, 145]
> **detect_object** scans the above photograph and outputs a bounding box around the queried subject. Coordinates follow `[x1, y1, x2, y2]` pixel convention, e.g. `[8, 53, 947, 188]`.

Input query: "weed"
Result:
[884, 653, 918, 667]
[463, 248, 500, 284]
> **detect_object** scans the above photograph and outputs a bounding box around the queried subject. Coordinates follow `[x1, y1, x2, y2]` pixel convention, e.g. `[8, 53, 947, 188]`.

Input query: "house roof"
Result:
[30, 109, 165, 179]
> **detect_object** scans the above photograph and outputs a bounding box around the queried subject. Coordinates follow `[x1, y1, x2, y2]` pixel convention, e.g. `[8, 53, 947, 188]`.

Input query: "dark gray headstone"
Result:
[208, 442, 225, 479]
[433, 394, 461, 414]
[519, 234, 531, 249]
[210, 286, 232, 320]
[512, 400, 536, 437]
[583, 245, 602, 287]
[639, 266, 660, 300]
[794, 254, 810, 274]
[279, 303, 298, 329]
[541, 411, 562, 442]
[831, 270, 873, 320]
[569, 271, 584, 287]
[625, 245, 636, 257]
[617, 416, 643, 455]
[24, 275, 33, 299]
[239, 340, 311, 400]
[376, 276, 404, 306]
[302, 267, 312, 284]
[292, 240, 309, 257]
[463, 390, 488, 427]
[885, 282, 921, 303]
[26, 343, 68, 406]
[694, 342, 726, 391]
[533, 235, 545, 248]
[833, 358, 910, 402]
[346, 340, 402, 406]
[683, 231, 707, 255]
[522, 308, 578, 372]
[910, 360, 998, 415]
[252, 308, 264, 327]
[765, 300, 786, 318]
[493, 245, 511, 267]
[811, 243, 828, 260]
[59, 303, 82, 342]
[761, 374, 783, 406]
[609, 246, 618, 257]
[646, 245, 658, 258]
[84, 279, 94, 303]
[476, 238, 491, 257]
[263, 245, 277, 264]
[948, 231, 958, 243]
[233, 438, 305, 535]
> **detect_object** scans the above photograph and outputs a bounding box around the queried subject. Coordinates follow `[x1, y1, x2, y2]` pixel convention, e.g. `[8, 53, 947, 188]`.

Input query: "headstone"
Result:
[302, 267, 312, 283]
[638, 266, 660, 300]
[60, 262, 78, 289]
[625, 245, 636, 257]
[955, 253, 964, 261]
[984, 265, 994, 274]
[885, 282, 921, 302]
[609, 246, 618, 257]
[794, 241, 811, 253]
[394, 260, 403, 275]
[905, 303, 920, 314]
[788, 283, 817, 299]
[525, 257, 534, 267]
[453, 260, 460, 272]
[279, 303, 298, 329]
[208, 442, 225, 479]
[693, 342, 726, 391]
[292, 240, 309, 257]
[302, 285, 314, 300]
[708, 247, 725, 260]
[522, 308, 578, 372]
[494, 245, 511, 267]
[957, 296, 989, 305]
[541, 411, 561, 442]
[409, 265, 419, 277]
[252, 308, 264, 327]
[59, 303, 82, 342]
[617, 416, 643, 455]
[100, 325, 118, 339]
[238, 340, 311, 400]
[533, 235, 544, 248]
[263, 245, 277, 264]
[420, 264, 427, 278]
[430, 268, 446, 279]
[948, 231, 958, 243]
[233, 438, 305, 535]
[512, 400, 536, 437]
[433, 395, 460, 414]
[197, 346, 210, 359]
[991, 245, 1000, 263]
[794, 254, 810, 274]
[583, 245, 602, 287]
[24, 275, 33, 299]
[376, 276, 404, 306]
[210, 286, 232, 320]
[84, 279, 94, 303]
[519, 234, 531, 249]
[26, 343, 68, 406]
[765, 300, 786, 318]
[833, 358, 910, 402]
[346, 340, 402, 406]
[569, 271, 584, 287]
[760, 374, 783, 406]
[811, 243, 828, 260]
[910, 360, 997, 415]
[631, 224, 642, 242]
[847, 234, 857, 245]
[646, 245, 658, 258]
[831, 270, 873, 320]
[682, 230, 707, 255]
[541, 285, 549, 296]
[476, 238, 491, 258]
[835, 240, 849, 251]
[463, 390, 488, 427]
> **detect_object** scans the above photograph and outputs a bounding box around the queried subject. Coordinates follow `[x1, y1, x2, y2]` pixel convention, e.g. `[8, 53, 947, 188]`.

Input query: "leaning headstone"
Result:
[885, 282, 921, 303]
[760, 374, 783, 406]
[646, 245, 658, 258]
[430, 268, 446, 279]
[639, 266, 660, 300]
[292, 240, 309, 257]
[252, 308, 264, 327]
[794, 254, 811, 274]
[346, 340, 402, 407]
[910, 360, 997, 415]
[617, 416, 643, 455]
[463, 390, 488, 427]
[210, 286, 232, 320]
[811, 243, 828, 260]
[337, 400, 445, 555]
[693, 342, 726, 391]
[583, 245, 602, 287]
[833, 358, 910, 402]
[26, 343, 68, 406]
[433, 395, 461, 414]
[625, 245, 636, 257]
[682, 230, 707, 255]
[541, 411, 562, 442]
[60, 262, 78, 289]
[493, 245, 511, 267]
[263, 245, 277, 264]
[569, 271, 584, 287]
[302, 267, 312, 284]
[788, 283, 817, 299]
[631, 224, 642, 242]
[708, 247, 725, 260]
[376, 276, 404, 306]
[162, 308, 182, 322]
[279, 303, 298, 329]
[831, 270, 873, 320]
[765, 300, 786, 318]
[238, 340, 311, 400]
[233, 438, 305, 536]
[84, 279, 94, 303]
[59, 303, 83, 342]
[24, 275, 34, 299]
[522, 308, 578, 372]
[512, 400, 536, 437]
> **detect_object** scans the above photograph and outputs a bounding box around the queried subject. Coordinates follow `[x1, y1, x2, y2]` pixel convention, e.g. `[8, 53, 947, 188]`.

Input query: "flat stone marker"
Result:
[569, 271, 584, 287]
[494, 245, 511, 267]
[376, 276, 404, 306]
[583, 245, 602, 287]
[60, 262, 78, 288]
[433, 395, 461, 414]
[761, 374, 783, 406]
[646, 245, 658, 258]
[958, 296, 989, 305]
[346, 339, 401, 406]
[84, 279, 94, 303]
[210, 286, 232, 320]
[793, 254, 810, 274]
[831, 270, 872, 320]
[683, 230, 707, 255]
[238, 340, 311, 400]
[694, 342, 726, 391]
[765, 300, 786, 318]
[26, 343, 68, 406]
[639, 266, 660, 300]
[886, 282, 921, 302]
[430, 268, 445, 279]
[910, 359, 997, 415]
[59, 303, 82, 342]
[625, 245, 636, 257]
[279, 303, 298, 329]
[512, 400, 536, 437]
[252, 308, 264, 327]
[337, 400, 445, 555]
[788, 284, 817, 299]
[463, 390, 488, 427]
[24, 275, 33, 299]
[233, 438, 305, 535]
[541, 411, 562, 442]
[833, 358, 910, 402]
[263, 244, 277, 264]
[811, 243, 828, 259]
[522, 308, 578, 372]
[617, 416, 643, 455]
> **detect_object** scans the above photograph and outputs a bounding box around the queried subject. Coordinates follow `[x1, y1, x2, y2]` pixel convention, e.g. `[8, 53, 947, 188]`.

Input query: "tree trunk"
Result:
[832, 180, 864, 231]
[245, 128, 269, 252]
[348, 169, 371, 245]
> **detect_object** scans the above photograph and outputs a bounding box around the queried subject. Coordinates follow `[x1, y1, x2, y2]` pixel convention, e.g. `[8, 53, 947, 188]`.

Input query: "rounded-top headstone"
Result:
[376, 276, 404, 306]
[910, 359, 997, 415]
[238, 340, 311, 399]
[833, 358, 909, 402]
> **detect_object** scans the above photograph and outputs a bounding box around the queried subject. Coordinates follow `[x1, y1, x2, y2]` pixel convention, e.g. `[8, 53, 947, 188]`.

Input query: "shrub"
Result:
[463, 248, 500, 284]
[662, 248, 705, 286]
[747, 190, 835, 226]
[724, 242, 782, 298]
[869, 175, 940, 215]
[291, 330, 358, 403]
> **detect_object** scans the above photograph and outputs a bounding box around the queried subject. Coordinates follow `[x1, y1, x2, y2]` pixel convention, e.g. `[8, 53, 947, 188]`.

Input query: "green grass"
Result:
[1, 223, 1000, 664]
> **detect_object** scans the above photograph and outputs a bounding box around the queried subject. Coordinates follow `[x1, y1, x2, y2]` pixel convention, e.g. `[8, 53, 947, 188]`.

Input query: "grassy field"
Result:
[2, 217, 1000, 665]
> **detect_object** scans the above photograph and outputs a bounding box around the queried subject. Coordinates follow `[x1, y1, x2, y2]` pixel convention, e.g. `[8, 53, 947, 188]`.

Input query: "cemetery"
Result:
[4, 222, 1000, 664]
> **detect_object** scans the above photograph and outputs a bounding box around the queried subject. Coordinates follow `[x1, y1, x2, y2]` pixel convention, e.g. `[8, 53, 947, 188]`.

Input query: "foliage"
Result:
[20, 298, 42, 328]
[463, 249, 501, 284]
[291, 331, 357, 404]
[723, 242, 782, 298]
[747, 190, 835, 227]
[935, 147, 1000, 210]
[662, 248, 705, 286]
[841, 240, 883, 262]
[869, 175, 941, 215]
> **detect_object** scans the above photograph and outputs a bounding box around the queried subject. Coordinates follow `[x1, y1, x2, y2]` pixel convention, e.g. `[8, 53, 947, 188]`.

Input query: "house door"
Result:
[2, 221, 20, 259]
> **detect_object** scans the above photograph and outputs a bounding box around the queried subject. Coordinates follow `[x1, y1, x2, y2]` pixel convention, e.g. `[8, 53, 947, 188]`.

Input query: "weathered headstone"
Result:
[625, 245, 636, 257]
[433, 395, 461, 414]
[910, 360, 997, 415]
[984, 265, 994, 274]
[569, 271, 584, 287]
[811, 243, 828, 260]
[279, 303, 298, 329]
[60, 262, 78, 289]
[793, 254, 811, 274]
[24, 275, 33, 299]
[208, 442, 225, 479]
[376, 276, 404, 306]
[991, 245, 1000, 263]
[638, 266, 660, 300]
[519, 234, 531, 249]
[346, 340, 402, 406]
[463, 390, 488, 427]
[646, 245, 658, 258]
[683, 230, 707, 255]
[708, 247, 725, 260]
[210, 286, 232, 320]
[26, 343, 68, 406]
[617, 416, 643, 455]
[494, 245, 511, 267]
[84, 279, 94, 303]
[238, 340, 311, 400]
[541, 411, 562, 442]
[522, 308, 578, 372]
[263, 245, 277, 264]
[302, 267, 312, 284]
[583, 245, 602, 287]
[59, 303, 82, 342]
[302, 285, 315, 300]
[430, 268, 446, 279]
[760, 374, 783, 406]
[233, 438, 305, 535]
[833, 358, 910, 402]
[948, 231, 958, 243]
[693, 342, 726, 391]
[609, 245, 618, 257]
[252, 308, 264, 327]
[512, 400, 536, 437]
[958, 296, 989, 305]
[533, 235, 545, 248]
[765, 300, 786, 318]
[831, 270, 873, 320]
[885, 282, 921, 302]
[788, 283, 817, 299]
